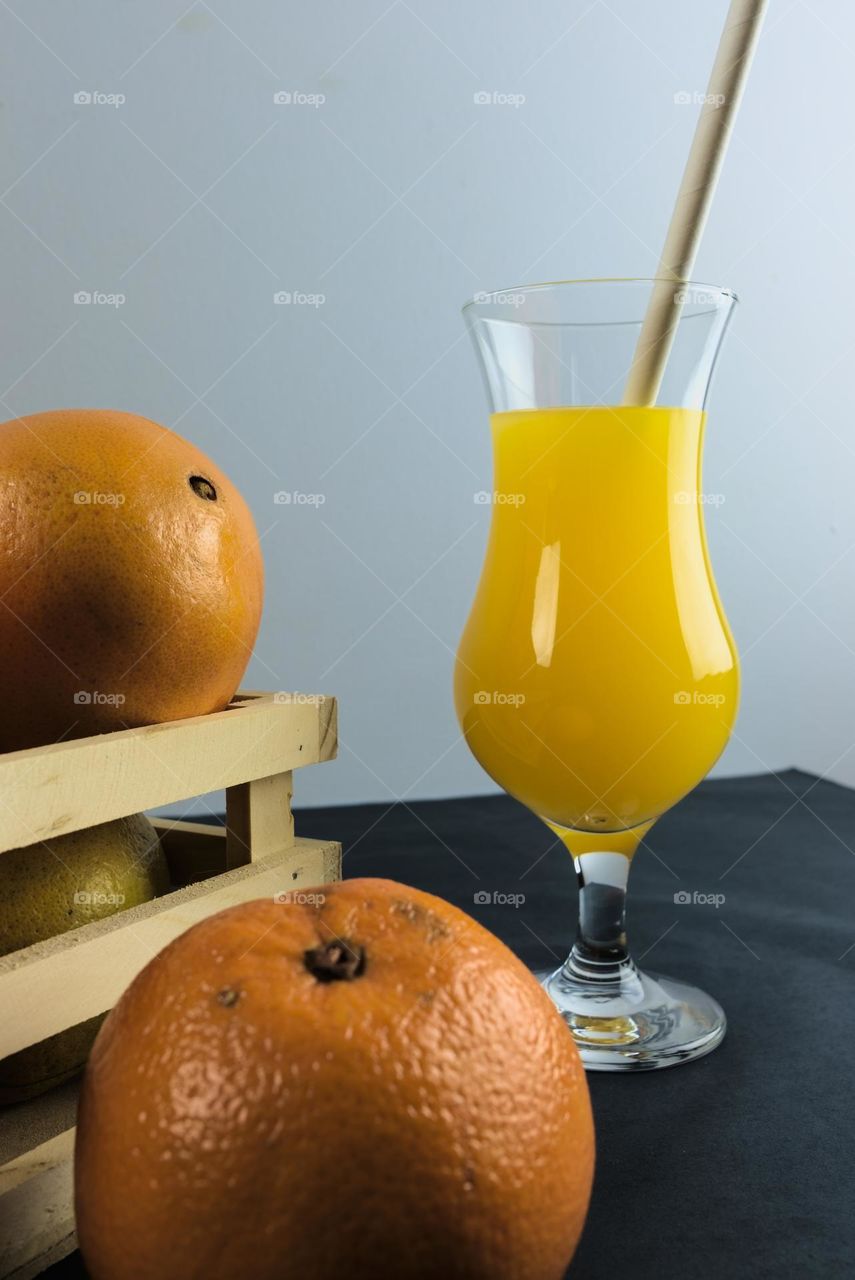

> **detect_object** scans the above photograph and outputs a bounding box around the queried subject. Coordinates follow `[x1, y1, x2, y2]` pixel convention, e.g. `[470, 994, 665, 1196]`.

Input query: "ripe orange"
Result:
[75, 878, 594, 1280]
[0, 409, 263, 752]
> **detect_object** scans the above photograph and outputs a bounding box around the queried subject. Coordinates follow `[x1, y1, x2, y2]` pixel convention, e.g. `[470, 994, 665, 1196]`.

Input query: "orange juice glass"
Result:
[456, 280, 738, 1070]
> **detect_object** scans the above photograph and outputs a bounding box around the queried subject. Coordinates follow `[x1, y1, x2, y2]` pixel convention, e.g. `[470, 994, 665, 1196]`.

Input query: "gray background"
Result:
[0, 1, 850, 813]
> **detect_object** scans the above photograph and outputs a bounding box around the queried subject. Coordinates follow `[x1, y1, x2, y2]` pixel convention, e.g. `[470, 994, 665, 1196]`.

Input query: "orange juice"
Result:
[455, 405, 738, 854]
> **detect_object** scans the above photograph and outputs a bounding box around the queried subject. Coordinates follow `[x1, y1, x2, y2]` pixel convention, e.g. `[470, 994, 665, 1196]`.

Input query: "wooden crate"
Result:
[0, 691, 341, 1280]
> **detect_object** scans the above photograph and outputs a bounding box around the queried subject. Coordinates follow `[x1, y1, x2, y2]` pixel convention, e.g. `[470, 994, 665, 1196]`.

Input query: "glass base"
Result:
[537, 963, 726, 1072]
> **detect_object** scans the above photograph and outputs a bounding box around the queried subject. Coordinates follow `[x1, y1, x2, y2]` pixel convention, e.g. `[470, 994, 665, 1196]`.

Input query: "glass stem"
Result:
[562, 851, 641, 991]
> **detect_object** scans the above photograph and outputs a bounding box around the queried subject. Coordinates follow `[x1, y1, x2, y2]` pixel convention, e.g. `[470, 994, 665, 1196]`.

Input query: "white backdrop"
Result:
[1, 0, 852, 810]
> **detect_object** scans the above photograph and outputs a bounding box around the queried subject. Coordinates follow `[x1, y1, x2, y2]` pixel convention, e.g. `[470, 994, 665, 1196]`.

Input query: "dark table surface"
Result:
[46, 769, 855, 1278]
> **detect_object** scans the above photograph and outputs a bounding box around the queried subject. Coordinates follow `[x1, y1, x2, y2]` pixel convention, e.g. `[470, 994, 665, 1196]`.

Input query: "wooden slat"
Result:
[225, 771, 294, 869]
[0, 692, 337, 854]
[0, 1129, 76, 1279]
[0, 837, 341, 1057]
[0, 1131, 74, 1198]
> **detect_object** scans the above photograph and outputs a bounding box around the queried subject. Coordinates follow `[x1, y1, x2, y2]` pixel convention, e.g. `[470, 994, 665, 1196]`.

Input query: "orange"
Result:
[75, 878, 595, 1280]
[0, 409, 263, 752]
[0, 813, 168, 1103]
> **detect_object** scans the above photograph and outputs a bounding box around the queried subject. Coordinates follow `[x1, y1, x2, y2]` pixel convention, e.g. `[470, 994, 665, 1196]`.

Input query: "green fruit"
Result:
[0, 814, 169, 1103]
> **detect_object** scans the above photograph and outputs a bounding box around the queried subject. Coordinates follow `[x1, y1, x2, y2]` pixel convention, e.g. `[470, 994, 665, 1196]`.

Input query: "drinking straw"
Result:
[622, 0, 768, 406]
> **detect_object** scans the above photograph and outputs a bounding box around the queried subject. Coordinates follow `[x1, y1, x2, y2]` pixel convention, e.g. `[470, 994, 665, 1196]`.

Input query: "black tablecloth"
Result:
[46, 770, 855, 1278]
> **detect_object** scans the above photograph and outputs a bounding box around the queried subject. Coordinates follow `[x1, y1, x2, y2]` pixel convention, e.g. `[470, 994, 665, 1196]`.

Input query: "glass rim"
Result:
[462, 277, 739, 315]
